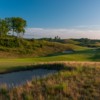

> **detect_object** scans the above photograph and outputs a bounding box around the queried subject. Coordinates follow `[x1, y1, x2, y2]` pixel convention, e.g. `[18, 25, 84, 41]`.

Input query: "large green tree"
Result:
[0, 17, 27, 38]
[10, 17, 27, 37]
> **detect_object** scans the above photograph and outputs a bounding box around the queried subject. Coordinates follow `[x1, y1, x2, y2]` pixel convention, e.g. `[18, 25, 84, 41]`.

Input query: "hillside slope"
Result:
[0, 37, 86, 58]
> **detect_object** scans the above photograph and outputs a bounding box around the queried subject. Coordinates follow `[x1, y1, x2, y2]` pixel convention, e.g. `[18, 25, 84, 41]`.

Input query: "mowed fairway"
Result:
[0, 48, 99, 73]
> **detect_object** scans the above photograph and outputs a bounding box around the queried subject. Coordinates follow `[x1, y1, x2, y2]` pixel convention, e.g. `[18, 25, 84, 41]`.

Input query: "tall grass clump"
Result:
[0, 63, 100, 100]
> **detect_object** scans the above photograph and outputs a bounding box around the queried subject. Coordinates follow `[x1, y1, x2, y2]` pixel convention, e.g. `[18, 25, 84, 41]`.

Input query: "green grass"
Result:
[0, 47, 99, 73]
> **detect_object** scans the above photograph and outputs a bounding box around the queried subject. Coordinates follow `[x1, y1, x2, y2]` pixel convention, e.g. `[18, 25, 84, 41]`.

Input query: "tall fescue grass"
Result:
[0, 62, 100, 100]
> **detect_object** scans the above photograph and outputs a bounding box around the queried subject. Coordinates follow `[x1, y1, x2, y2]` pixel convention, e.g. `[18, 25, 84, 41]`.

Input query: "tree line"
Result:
[0, 17, 26, 37]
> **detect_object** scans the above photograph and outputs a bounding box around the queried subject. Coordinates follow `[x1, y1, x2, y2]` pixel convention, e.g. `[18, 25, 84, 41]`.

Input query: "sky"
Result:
[0, 0, 100, 39]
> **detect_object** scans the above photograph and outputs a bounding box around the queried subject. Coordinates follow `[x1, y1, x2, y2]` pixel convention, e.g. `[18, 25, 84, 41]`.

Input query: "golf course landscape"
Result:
[0, 36, 99, 74]
[0, 35, 100, 100]
[0, 0, 100, 99]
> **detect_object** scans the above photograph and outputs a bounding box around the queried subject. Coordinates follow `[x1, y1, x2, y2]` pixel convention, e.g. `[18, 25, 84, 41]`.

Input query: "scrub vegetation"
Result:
[0, 63, 100, 100]
[0, 36, 89, 57]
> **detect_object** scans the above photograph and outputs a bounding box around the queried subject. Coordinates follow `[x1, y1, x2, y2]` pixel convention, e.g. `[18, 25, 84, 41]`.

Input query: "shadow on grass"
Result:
[45, 49, 93, 57]
[0, 63, 75, 74]
[44, 48, 100, 61]
[90, 50, 100, 61]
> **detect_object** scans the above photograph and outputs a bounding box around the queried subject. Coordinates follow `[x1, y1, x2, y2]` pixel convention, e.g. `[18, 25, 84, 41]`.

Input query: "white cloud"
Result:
[24, 28, 100, 39]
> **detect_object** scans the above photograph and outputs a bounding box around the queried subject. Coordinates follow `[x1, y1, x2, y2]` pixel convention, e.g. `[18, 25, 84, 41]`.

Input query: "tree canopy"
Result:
[0, 17, 27, 38]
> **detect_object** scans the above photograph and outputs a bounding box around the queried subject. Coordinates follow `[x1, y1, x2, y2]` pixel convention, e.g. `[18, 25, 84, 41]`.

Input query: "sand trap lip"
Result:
[32, 61, 100, 66]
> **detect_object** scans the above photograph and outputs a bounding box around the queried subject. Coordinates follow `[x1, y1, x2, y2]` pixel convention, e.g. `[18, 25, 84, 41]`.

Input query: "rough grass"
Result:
[0, 38, 75, 55]
[0, 63, 100, 100]
[0, 47, 99, 70]
[0, 47, 99, 74]
[0, 37, 90, 58]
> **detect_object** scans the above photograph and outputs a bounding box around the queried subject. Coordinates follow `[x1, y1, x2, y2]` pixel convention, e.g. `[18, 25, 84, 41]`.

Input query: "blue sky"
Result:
[0, 0, 100, 39]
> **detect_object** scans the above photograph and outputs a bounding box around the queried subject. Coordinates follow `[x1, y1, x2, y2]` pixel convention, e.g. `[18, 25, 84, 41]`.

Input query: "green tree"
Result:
[5, 18, 12, 34]
[10, 17, 27, 37]
[0, 19, 9, 37]
[0, 17, 27, 38]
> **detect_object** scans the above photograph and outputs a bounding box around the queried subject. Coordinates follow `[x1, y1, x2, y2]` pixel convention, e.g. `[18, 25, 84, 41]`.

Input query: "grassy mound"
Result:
[0, 37, 86, 58]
